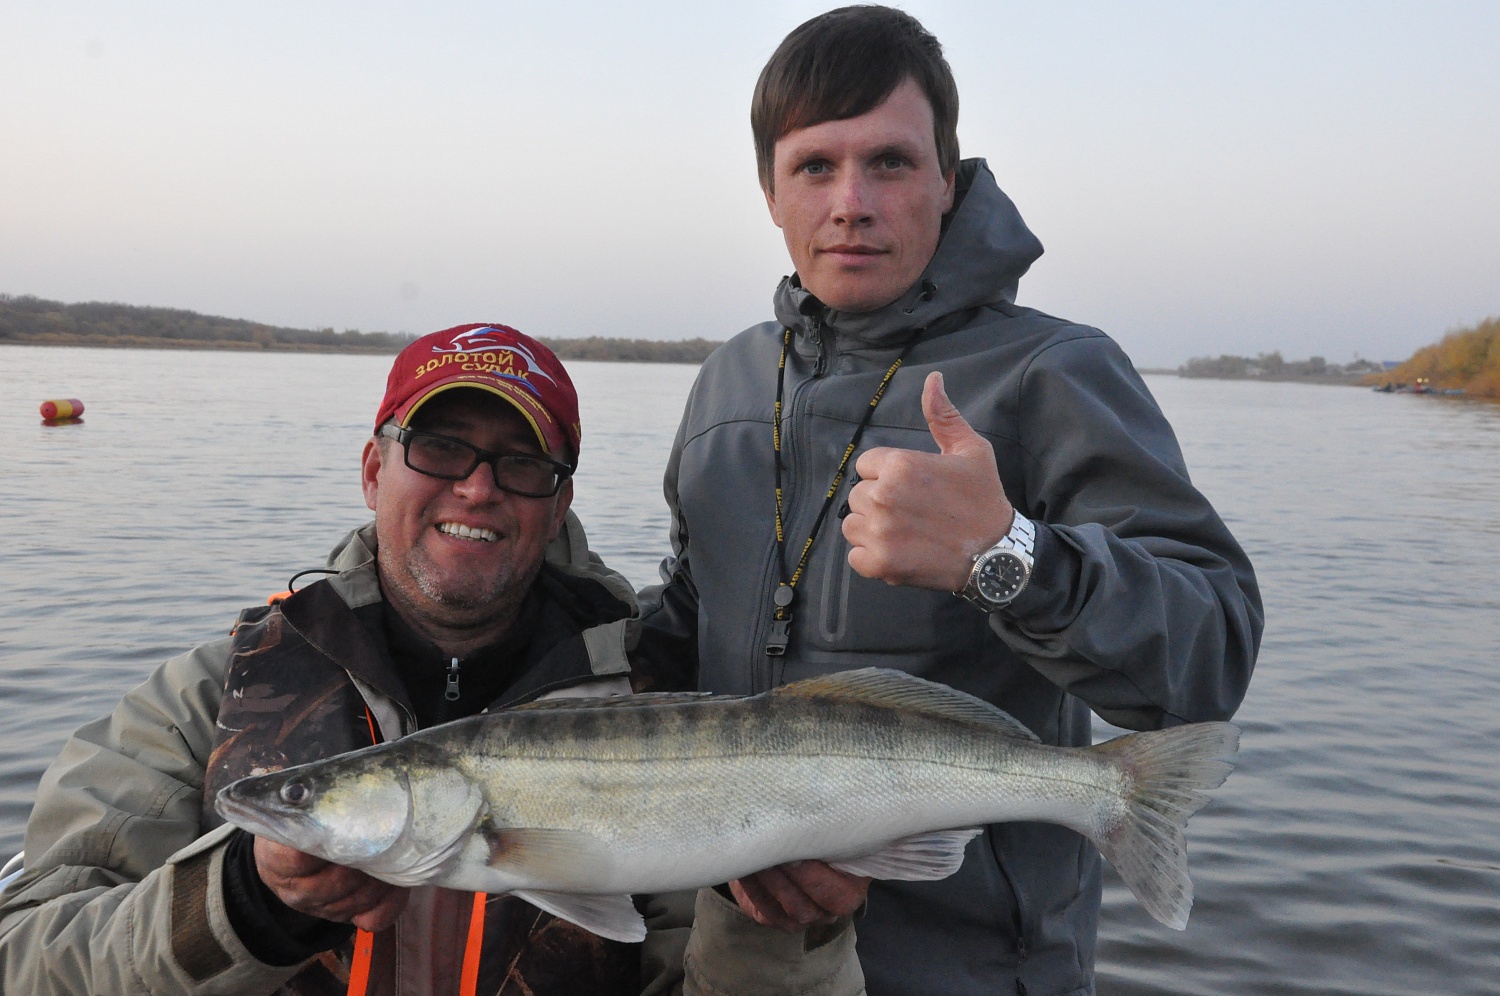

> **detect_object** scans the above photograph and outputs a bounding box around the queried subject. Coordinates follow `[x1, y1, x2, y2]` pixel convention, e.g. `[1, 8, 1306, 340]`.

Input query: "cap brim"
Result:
[394, 379, 568, 461]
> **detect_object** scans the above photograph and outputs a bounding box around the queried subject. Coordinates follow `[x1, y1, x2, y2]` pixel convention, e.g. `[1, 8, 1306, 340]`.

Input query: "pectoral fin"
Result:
[512, 889, 647, 943]
[431, 826, 621, 896]
[827, 827, 982, 881]
[480, 826, 616, 884]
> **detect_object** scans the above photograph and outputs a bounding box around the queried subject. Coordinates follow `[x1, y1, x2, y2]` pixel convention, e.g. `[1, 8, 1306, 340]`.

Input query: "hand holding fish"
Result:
[844, 371, 1014, 591]
[254, 836, 411, 932]
[729, 860, 871, 933]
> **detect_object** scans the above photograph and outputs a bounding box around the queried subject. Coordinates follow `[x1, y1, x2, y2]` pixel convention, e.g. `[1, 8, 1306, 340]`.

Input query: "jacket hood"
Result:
[773, 158, 1043, 347]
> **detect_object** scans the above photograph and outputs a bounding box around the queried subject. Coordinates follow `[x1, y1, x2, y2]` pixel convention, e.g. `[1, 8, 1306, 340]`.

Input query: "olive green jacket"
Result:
[0, 517, 863, 995]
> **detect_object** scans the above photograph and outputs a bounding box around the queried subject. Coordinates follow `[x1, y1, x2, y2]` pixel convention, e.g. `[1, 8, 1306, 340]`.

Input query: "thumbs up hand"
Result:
[842, 372, 1016, 592]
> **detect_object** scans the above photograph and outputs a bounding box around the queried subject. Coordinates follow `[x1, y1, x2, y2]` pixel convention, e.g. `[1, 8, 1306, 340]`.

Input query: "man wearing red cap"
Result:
[1, 325, 854, 995]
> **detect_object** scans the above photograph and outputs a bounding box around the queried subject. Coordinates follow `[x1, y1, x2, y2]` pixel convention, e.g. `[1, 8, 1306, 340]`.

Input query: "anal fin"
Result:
[513, 889, 646, 943]
[827, 828, 982, 881]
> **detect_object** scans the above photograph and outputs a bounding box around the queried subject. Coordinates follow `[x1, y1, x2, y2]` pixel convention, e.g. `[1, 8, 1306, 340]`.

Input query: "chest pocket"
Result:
[800, 478, 987, 663]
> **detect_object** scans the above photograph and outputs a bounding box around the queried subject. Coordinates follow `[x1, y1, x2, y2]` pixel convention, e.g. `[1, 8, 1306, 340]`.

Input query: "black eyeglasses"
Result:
[378, 424, 572, 498]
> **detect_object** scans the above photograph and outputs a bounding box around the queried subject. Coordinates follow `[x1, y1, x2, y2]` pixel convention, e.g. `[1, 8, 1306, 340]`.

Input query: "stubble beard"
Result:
[380, 543, 537, 637]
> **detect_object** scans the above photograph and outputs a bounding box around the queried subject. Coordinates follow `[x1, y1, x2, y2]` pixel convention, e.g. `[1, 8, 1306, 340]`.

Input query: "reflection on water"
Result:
[2, 346, 1497, 992]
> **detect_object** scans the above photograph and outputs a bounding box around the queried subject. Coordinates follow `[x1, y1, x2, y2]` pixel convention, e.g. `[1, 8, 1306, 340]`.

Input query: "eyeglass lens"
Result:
[404, 431, 563, 497]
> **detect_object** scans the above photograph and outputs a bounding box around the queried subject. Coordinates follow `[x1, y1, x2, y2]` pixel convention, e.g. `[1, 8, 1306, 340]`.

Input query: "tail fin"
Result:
[1088, 722, 1240, 930]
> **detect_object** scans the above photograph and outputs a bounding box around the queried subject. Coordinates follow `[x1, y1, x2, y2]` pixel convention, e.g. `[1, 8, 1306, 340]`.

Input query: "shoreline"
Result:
[0, 334, 396, 355]
[0, 342, 1390, 381]
[1141, 367, 1367, 386]
[0, 335, 713, 364]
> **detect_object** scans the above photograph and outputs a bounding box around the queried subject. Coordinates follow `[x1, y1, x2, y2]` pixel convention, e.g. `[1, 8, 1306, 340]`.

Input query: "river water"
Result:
[1, 344, 1496, 993]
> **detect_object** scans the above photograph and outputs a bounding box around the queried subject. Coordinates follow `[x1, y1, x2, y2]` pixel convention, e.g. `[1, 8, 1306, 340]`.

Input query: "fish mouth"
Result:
[437, 522, 499, 542]
[214, 785, 308, 849]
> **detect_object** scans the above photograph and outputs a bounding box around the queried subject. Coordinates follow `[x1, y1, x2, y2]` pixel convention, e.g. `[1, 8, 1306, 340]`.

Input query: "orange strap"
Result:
[342, 712, 385, 996]
[346, 929, 375, 996]
[460, 892, 488, 996]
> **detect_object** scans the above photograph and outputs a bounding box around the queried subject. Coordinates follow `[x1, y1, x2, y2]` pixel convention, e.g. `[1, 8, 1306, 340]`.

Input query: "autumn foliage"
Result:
[1366, 318, 1500, 400]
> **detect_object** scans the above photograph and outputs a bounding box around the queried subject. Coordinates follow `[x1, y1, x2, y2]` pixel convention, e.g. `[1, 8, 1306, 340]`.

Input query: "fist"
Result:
[254, 837, 410, 933]
[842, 371, 1014, 591]
[729, 861, 871, 933]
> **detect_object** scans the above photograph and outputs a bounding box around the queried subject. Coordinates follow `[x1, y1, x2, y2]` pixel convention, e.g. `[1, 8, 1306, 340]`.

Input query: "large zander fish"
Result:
[216, 668, 1238, 941]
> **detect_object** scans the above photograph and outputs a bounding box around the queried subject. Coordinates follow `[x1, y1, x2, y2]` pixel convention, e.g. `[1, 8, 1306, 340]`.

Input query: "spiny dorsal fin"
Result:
[773, 668, 1039, 741]
[506, 691, 725, 713]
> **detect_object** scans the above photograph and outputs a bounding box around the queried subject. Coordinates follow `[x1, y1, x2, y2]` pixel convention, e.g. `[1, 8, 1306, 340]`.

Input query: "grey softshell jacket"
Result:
[0, 517, 866, 996]
[637, 159, 1263, 996]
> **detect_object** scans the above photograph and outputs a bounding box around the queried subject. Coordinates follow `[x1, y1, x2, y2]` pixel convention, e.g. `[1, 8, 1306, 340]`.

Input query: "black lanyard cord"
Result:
[768, 327, 914, 655]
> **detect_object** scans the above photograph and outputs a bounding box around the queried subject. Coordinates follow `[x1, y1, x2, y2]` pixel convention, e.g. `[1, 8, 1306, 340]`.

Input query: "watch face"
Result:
[976, 552, 1028, 604]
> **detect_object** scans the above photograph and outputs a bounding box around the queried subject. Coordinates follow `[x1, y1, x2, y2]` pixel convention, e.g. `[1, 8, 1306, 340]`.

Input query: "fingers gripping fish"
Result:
[216, 668, 1239, 942]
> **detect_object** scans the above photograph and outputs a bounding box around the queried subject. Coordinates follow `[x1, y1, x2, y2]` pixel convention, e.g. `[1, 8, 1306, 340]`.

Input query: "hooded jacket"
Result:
[637, 159, 1262, 996]
[0, 516, 866, 996]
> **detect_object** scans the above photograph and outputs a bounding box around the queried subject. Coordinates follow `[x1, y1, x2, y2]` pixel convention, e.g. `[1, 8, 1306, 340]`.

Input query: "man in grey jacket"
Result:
[636, 7, 1263, 995]
[0, 324, 864, 995]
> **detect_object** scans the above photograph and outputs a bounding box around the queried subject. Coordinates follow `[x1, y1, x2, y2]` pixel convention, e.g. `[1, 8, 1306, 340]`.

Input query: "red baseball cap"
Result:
[376, 323, 581, 464]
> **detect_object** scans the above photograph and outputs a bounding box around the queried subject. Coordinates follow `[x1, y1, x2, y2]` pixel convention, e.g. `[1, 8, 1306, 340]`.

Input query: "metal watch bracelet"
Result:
[957, 511, 1037, 611]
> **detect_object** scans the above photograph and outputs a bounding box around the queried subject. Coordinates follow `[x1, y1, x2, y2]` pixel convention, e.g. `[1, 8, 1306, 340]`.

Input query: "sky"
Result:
[2, 1, 1497, 368]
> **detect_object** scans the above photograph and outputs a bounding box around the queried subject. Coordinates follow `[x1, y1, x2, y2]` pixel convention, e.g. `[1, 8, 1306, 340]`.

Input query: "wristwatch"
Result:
[956, 511, 1037, 612]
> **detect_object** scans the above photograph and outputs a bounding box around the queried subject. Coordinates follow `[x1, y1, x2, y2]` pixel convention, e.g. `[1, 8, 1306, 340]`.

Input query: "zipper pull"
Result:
[445, 657, 461, 701]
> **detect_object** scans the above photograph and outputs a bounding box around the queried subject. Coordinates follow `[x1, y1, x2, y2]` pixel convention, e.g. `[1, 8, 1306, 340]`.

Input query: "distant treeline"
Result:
[534, 336, 721, 364]
[1366, 318, 1500, 399]
[0, 294, 416, 352]
[0, 294, 723, 363]
[1178, 351, 1385, 383]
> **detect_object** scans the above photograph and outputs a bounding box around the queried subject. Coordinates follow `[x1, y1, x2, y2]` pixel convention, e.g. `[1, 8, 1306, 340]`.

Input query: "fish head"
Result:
[215, 742, 487, 884]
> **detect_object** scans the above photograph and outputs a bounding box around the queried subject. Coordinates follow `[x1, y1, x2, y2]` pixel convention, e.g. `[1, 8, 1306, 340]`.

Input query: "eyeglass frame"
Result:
[377, 423, 574, 498]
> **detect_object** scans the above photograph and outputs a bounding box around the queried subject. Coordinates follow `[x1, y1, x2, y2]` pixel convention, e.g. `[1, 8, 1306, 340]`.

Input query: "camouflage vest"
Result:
[202, 577, 640, 996]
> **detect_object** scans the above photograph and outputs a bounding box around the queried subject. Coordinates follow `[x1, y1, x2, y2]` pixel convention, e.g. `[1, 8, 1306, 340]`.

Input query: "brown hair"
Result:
[752, 5, 960, 191]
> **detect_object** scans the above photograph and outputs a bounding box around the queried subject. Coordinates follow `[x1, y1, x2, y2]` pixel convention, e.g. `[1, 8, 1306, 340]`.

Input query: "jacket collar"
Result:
[772, 158, 1044, 350]
[279, 526, 636, 717]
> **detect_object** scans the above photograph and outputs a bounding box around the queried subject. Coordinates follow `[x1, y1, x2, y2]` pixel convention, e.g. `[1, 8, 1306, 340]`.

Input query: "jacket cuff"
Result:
[682, 887, 865, 996]
[1002, 520, 1083, 630]
[158, 824, 314, 992]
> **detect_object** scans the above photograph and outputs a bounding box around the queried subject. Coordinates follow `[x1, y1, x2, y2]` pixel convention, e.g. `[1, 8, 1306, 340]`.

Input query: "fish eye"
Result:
[280, 779, 312, 807]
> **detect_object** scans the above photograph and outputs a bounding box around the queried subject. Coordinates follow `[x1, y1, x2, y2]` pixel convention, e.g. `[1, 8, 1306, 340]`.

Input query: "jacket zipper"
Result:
[986, 829, 1031, 983]
[445, 657, 461, 701]
[809, 315, 830, 378]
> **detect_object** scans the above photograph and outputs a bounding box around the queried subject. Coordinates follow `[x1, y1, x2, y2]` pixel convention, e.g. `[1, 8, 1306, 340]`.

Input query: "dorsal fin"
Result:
[773, 668, 1039, 741]
[506, 691, 725, 713]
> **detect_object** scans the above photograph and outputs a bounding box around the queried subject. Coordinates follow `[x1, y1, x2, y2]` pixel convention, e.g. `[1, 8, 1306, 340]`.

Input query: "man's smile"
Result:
[436, 522, 500, 543]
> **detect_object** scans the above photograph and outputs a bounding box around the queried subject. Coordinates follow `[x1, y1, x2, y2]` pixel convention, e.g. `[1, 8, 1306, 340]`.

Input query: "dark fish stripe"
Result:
[426, 693, 997, 768]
